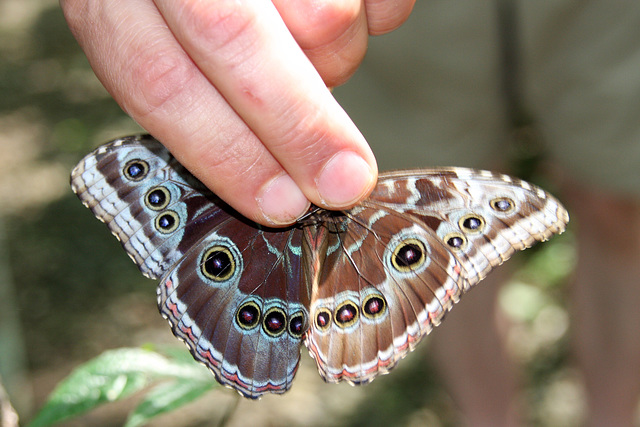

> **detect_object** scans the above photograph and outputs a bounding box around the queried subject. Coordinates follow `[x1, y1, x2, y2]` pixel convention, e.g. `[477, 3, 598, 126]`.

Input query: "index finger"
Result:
[154, 0, 378, 212]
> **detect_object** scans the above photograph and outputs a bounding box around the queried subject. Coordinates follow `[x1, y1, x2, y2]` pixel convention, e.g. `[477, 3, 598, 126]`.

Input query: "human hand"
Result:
[61, 0, 415, 225]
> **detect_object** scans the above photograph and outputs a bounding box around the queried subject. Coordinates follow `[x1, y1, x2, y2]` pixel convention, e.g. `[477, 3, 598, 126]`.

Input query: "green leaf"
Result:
[28, 348, 214, 427]
[125, 380, 216, 427]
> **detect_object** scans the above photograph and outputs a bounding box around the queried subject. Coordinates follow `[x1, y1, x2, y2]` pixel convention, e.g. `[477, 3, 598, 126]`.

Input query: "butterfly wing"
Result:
[71, 134, 220, 279]
[158, 223, 309, 398]
[304, 168, 568, 384]
[371, 168, 569, 286]
[71, 135, 310, 398]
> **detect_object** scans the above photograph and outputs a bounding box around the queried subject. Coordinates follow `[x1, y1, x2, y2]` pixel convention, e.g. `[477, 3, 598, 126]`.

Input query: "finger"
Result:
[272, 0, 369, 86]
[62, 0, 310, 226]
[365, 0, 416, 35]
[154, 0, 378, 209]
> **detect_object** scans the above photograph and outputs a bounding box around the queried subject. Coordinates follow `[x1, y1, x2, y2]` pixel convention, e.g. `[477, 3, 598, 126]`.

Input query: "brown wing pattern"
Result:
[304, 168, 568, 384]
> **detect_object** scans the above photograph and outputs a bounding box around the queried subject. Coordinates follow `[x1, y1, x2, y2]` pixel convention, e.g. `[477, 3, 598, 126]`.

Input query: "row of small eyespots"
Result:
[124, 159, 180, 234]
[314, 294, 387, 331]
[444, 196, 515, 250]
[235, 301, 307, 339]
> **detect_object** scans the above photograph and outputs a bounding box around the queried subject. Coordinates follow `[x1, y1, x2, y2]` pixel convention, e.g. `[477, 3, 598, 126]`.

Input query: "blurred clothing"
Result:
[336, 0, 640, 195]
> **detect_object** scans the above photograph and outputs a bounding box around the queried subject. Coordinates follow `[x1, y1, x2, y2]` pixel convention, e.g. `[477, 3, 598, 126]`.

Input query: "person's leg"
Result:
[564, 184, 640, 426]
[430, 267, 522, 427]
[523, 0, 640, 422]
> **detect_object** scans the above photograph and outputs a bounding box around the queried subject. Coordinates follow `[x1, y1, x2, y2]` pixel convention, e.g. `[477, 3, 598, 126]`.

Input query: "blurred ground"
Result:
[0, 1, 581, 426]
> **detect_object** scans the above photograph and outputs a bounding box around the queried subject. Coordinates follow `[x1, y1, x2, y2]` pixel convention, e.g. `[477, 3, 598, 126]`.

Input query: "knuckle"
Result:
[60, 0, 92, 34]
[178, 0, 258, 52]
[59, 0, 82, 23]
[306, 28, 367, 86]
[193, 130, 273, 198]
[365, 0, 416, 35]
[272, 105, 335, 167]
[124, 49, 197, 119]
[286, 0, 361, 48]
[195, 127, 259, 176]
[275, 0, 366, 85]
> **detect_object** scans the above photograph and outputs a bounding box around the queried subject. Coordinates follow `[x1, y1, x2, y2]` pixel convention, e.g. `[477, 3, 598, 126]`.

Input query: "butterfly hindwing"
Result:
[304, 208, 466, 384]
[158, 222, 309, 398]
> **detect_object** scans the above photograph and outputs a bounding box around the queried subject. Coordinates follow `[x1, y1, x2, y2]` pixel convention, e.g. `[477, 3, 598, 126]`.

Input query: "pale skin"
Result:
[60, 0, 416, 226]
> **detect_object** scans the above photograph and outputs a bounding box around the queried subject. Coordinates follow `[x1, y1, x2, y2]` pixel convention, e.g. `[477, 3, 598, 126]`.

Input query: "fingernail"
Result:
[258, 174, 310, 225]
[316, 151, 375, 207]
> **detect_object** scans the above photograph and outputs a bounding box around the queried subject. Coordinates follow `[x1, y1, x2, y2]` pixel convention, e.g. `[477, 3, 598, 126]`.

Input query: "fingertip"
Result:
[273, 0, 368, 87]
[316, 151, 377, 209]
[258, 173, 311, 226]
[365, 0, 416, 35]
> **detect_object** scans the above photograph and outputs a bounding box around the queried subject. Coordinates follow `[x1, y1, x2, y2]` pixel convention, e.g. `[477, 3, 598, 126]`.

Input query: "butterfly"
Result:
[71, 134, 568, 399]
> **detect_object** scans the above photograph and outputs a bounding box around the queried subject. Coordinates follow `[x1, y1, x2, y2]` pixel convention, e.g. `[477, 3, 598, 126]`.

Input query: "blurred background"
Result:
[3, 0, 631, 425]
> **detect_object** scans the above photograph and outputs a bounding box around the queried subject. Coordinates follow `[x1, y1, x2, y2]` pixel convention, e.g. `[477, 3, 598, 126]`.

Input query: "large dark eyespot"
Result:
[334, 302, 359, 328]
[288, 312, 307, 338]
[123, 160, 149, 181]
[391, 238, 427, 272]
[201, 246, 235, 281]
[459, 214, 485, 233]
[491, 197, 515, 213]
[155, 211, 179, 234]
[315, 308, 332, 331]
[145, 187, 170, 210]
[236, 301, 260, 330]
[362, 295, 386, 320]
[444, 232, 467, 251]
[263, 307, 287, 337]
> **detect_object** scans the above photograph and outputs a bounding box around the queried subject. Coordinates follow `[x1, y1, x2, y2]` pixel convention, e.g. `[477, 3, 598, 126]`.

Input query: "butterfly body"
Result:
[72, 134, 568, 398]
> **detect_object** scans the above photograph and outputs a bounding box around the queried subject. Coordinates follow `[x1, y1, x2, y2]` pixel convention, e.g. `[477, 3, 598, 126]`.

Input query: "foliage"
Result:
[28, 348, 217, 427]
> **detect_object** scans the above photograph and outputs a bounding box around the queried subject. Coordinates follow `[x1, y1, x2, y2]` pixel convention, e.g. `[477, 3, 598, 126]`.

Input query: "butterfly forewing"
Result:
[70, 135, 228, 279]
[370, 169, 568, 286]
